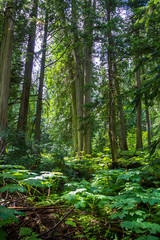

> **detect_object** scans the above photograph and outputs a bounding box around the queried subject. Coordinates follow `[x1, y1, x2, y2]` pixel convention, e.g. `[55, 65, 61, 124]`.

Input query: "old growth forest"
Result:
[0, 0, 160, 239]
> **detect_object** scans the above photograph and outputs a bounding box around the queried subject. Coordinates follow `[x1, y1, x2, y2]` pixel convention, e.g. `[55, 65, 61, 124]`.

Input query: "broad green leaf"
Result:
[19, 227, 33, 236]
[0, 206, 24, 223]
[0, 184, 27, 193]
[65, 220, 76, 227]
[136, 235, 159, 240]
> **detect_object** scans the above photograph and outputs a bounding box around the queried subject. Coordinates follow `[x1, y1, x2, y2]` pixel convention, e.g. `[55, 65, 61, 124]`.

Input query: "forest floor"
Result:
[1, 151, 160, 240]
[5, 200, 77, 239]
[4, 196, 108, 240]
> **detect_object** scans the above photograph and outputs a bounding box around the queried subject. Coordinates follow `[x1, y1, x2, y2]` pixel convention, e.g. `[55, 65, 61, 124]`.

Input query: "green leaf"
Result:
[0, 165, 25, 170]
[65, 220, 76, 227]
[75, 201, 86, 209]
[111, 211, 128, 219]
[19, 227, 33, 236]
[19, 227, 41, 240]
[136, 235, 160, 240]
[121, 220, 160, 234]
[154, 0, 159, 4]
[0, 229, 8, 240]
[0, 184, 27, 193]
[0, 206, 24, 224]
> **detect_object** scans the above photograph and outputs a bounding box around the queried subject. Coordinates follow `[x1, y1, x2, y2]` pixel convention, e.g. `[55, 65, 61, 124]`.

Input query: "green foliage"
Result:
[0, 206, 22, 222]
[0, 229, 8, 240]
[0, 163, 67, 197]
[0, 168, 37, 181]
[1, 0, 160, 238]
[60, 157, 160, 239]
[136, 236, 159, 240]
[1, 151, 160, 239]
[65, 219, 77, 227]
[22, 171, 67, 195]
[64, 154, 110, 180]
[0, 184, 26, 193]
[74, 215, 102, 240]
[0, 163, 66, 238]
[19, 227, 41, 240]
[0, 206, 24, 239]
[121, 220, 160, 234]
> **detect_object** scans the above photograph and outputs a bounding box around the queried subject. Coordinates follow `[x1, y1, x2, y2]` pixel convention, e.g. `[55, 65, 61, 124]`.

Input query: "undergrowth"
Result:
[0, 150, 160, 239]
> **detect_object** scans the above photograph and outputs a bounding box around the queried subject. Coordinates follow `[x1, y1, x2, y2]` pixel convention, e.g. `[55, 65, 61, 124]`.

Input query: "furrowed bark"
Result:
[135, 63, 143, 150]
[17, 0, 38, 135]
[0, 3, 15, 153]
[106, 1, 117, 167]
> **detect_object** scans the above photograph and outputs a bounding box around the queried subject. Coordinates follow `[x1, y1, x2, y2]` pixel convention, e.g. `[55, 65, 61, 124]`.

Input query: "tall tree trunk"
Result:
[83, 45, 92, 155]
[145, 97, 151, 146]
[74, 48, 84, 155]
[142, 69, 151, 147]
[35, 12, 48, 142]
[17, 0, 38, 134]
[114, 66, 128, 150]
[71, 79, 78, 154]
[72, 0, 84, 155]
[0, 3, 15, 153]
[83, 0, 95, 155]
[107, 1, 117, 168]
[135, 63, 143, 150]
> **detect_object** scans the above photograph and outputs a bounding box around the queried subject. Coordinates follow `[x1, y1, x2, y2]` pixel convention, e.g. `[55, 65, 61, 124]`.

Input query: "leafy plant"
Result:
[19, 227, 41, 240]
[0, 206, 24, 240]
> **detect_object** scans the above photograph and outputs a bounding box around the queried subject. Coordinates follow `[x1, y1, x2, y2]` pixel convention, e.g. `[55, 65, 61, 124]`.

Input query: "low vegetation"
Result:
[0, 148, 160, 240]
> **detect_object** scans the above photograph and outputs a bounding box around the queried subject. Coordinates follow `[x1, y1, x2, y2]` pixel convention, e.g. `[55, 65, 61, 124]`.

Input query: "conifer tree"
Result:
[17, 0, 38, 136]
[35, 12, 48, 143]
[0, 1, 15, 153]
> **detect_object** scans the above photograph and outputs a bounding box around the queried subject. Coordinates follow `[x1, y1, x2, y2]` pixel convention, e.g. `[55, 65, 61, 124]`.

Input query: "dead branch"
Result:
[40, 206, 75, 238]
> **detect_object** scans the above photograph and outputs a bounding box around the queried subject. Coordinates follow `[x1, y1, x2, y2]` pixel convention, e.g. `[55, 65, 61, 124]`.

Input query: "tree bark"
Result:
[83, 0, 95, 155]
[34, 12, 48, 143]
[142, 69, 151, 147]
[107, 1, 117, 168]
[17, 0, 38, 134]
[145, 97, 151, 146]
[74, 48, 84, 155]
[135, 64, 143, 150]
[114, 66, 128, 150]
[72, 0, 84, 155]
[71, 79, 78, 154]
[0, 3, 15, 152]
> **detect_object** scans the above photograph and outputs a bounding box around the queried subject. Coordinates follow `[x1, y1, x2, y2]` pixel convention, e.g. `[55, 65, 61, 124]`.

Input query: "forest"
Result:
[0, 0, 160, 239]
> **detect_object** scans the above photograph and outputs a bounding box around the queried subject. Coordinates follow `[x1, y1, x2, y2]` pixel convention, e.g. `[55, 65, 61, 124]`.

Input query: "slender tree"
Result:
[145, 96, 151, 146]
[106, 0, 117, 167]
[135, 59, 143, 150]
[127, 0, 148, 150]
[71, 0, 84, 155]
[83, 0, 96, 155]
[71, 75, 78, 154]
[35, 12, 48, 142]
[0, 2, 15, 153]
[17, 0, 38, 135]
[114, 65, 128, 150]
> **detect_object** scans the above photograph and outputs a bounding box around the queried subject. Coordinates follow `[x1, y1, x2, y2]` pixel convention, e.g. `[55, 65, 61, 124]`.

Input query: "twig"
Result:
[8, 206, 57, 211]
[0, 142, 10, 156]
[40, 206, 75, 238]
[47, 231, 74, 239]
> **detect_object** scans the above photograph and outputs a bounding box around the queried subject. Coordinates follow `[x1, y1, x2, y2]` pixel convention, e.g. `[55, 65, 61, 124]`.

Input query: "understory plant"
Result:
[62, 165, 160, 239]
[0, 164, 66, 239]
